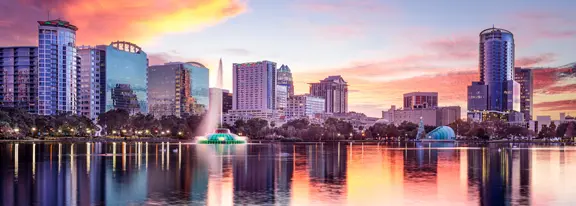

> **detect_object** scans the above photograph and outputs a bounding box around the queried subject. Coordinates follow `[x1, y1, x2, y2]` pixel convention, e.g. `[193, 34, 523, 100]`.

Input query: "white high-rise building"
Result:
[286, 95, 325, 119]
[77, 46, 106, 120]
[231, 60, 278, 122]
[232, 61, 277, 110]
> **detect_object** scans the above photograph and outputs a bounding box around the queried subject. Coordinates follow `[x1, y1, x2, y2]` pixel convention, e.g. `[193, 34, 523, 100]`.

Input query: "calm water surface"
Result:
[1, 142, 576, 205]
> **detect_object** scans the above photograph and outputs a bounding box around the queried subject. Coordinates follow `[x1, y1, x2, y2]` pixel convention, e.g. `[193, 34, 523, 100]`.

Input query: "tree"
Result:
[246, 118, 268, 138]
[98, 109, 129, 134]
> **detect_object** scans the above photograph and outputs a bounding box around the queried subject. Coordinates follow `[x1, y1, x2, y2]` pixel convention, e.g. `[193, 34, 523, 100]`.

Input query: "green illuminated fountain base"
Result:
[197, 128, 247, 144]
[198, 139, 246, 144]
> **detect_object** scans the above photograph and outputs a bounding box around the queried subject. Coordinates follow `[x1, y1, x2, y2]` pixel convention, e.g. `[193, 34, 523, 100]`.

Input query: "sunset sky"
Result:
[1, 0, 575, 118]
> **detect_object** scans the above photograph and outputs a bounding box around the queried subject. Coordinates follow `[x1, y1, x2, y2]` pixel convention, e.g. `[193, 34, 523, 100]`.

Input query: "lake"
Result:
[1, 142, 576, 205]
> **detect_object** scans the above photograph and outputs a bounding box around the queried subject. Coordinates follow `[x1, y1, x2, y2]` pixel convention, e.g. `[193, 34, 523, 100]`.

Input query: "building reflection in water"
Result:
[2, 142, 576, 205]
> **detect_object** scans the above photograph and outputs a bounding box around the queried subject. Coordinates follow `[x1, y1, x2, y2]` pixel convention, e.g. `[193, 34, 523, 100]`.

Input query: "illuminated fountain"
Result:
[196, 58, 247, 144]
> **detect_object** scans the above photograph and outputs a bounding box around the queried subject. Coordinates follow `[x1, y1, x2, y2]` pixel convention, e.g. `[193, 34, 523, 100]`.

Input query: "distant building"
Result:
[286, 95, 325, 119]
[111, 84, 140, 115]
[231, 61, 278, 122]
[403, 92, 438, 109]
[103, 41, 148, 113]
[0, 46, 39, 113]
[276, 85, 288, 117]
[277, 64, 294, 96]
[147, 62, 209, 118]
[514, 67, 533, 121]
[77, 46, 106, 120]
[38, 19, 80, 115]
[382, 106, 461, 127]
[309, 75, 348, 113]
[329, 112, 380, 131]
[222, 89, 232, 113]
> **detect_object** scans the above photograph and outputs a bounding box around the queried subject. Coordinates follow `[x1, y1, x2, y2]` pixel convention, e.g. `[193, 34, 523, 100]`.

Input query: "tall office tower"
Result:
[232, 61, 277, 111]
[478, 27, 517, 112]
[0, 47, 38, 113]
[148, 62, 209, 118]
[277, 65, 294, 96]
[102, 41, 148, 113]
[514, 67, 534, 120]
[37, 20, 79, 115]
[77, 46, 106, 120]
[309, 75, 348, 113]
[403, 92, 438, 109]
[111, 84, 140, 114]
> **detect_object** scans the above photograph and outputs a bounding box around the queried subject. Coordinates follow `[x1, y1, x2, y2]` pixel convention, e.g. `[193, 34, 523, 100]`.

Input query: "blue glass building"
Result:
[103, 41, 148, 113]
[186, 62, 210, 110]
[479, 27, 516, 112]
[37, 20, 79, 115]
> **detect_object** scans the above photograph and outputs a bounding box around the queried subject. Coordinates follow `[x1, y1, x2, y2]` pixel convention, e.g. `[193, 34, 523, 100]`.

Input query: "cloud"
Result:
[222, 48, 251, 56]
[534, 100, 576, 112]
[0, 0, 247, 45]
[296, 0, 391, 14]
[515, 53, 556, 67]
[424, 36, 477, 59]
[543, 84, 576, 95]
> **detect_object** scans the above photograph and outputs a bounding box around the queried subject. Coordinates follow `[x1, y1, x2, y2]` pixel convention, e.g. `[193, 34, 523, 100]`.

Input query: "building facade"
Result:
[276, 85, 288, 117]
[111, 84, 140, 114]
[514, 67, 533, 121]
[403, 92, 438, 109]
[147, 62, 209, 118]
[232, 61, 277, 111]
[277, 64, 294, 96]
[467, 81, 489, 111]
[309, 75, 348, 114]
[38, 20, 79, 115]
[382, 105, 461, 127]
[104, 41, 148, 113]
[77, 46, 106, 120]
[286, 95, 325, 119]
[222, 89, 232, 113]
[0, 46, 38, 113]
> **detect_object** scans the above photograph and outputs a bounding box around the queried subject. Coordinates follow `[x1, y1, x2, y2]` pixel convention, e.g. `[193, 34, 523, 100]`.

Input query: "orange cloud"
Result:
[63, 0, 246, 45]
[0, 0, 246, 46]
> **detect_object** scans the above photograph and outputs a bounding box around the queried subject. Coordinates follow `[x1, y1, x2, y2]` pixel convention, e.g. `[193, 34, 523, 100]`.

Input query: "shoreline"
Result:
[0, 137, 573, 145]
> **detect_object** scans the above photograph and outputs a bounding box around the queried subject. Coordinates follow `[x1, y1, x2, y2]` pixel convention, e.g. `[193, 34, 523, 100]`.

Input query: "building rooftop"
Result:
[480, 27, 512, 35]
[38, 19, 78, 31]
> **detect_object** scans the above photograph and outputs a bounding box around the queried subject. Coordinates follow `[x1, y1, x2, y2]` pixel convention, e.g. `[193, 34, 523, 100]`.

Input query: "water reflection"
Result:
[1, 142, 576, 205]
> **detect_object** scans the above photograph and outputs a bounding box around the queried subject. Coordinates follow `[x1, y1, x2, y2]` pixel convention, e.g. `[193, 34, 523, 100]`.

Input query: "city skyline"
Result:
[1, 0, 575, 118]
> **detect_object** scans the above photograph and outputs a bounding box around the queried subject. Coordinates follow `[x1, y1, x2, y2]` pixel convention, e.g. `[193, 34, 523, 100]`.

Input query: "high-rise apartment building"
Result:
[309, 75, 348, 113]
[286, 95, 325, 119]
[77, 46, 106, 120]
[0, 46, 38, 113]
[514, 67, 533, 121]
[232, 61, 277, 111]
[37, 20, 79, 115]
[403, 92, 438, 109]
[103, 41, 148, 113]
[277, 65, 294, 96]
[147, 62, 209, 118]
[467, 27, 521, 121]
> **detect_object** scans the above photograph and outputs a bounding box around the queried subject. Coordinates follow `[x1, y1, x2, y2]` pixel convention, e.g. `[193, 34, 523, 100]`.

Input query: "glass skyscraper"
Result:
[0, 46, 39, 113]
[37, 20, 79, 115]
[103, 41, 148, 113]
[147, 62, 209, 118]
[479, 27, 516, 112]
[277, 65, 294, 96]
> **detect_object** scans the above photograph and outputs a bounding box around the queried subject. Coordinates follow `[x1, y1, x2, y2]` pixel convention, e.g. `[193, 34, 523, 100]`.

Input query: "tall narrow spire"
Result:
[217, 58, 223, 125]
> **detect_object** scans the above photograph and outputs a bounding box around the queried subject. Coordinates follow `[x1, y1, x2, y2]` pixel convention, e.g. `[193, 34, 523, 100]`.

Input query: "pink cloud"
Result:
[515, 53, 556, 67]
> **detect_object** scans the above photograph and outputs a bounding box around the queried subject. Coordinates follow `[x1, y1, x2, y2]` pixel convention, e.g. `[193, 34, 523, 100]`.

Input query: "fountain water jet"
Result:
[195, 58, 247, 144]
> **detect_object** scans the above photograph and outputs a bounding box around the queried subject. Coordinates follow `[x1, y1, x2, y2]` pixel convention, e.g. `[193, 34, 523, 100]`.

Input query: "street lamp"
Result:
[14, 128, 20, 133]
[32, 127, 37, 132]
[178, 132, 183, 135]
